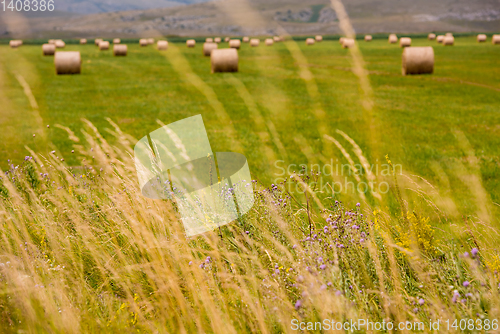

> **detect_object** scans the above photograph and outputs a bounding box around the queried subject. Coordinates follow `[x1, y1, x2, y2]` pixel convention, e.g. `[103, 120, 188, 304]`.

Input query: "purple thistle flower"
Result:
[319, 264, 326, 270]
[320, 284, 327, 290]
[463, 252, 469, 258]
[418, 298, 425, 305]
[292, 244, 297, 249]
[463, 281, 470, 287]
[295, 300, 302, 309]
[356, 203, 360, 207]
[471, 248, 479, 257]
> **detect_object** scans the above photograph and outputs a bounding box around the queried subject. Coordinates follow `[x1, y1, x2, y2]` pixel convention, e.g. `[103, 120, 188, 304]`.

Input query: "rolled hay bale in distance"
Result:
[243, 36, 249, 43]
[493, 35, 500, 44]
[402, 46, 434, 75]
[9, 40, 21, 48]
[477, 34, 487, 42]
[49, 39, 56, 44]
[55, 40, 66, 49]
[54, 51, 81, 75]
[306, 38, 315, 45]
[365, 35, 372, 42]
[147, 38, 154, 45]
[94, 38, 103, 46]
[273, 36, 281, 42]
[437, 35, 444, 43]
[342, 38, 355, 49]
[206, 37, 214, 43]
[186, 39, 196, 47]
[211, 48, 238, 73]
[388, 34, 398, 43]
[229, 39, 241, 49]
[214, 37, 221, 43]
[203, 42, 218, 56]
[428, 33, 436, 40]
[140, 39, 148, 47]
[113, 38, 121, 44]
[113, 44, 127, 56]
[42, 44, 56, 56]
[315, 35, 323, 42]
[445, 32, 453, 37]
[265, 38, 274, 46]
[157, 40, 168, 50]
[443, 36, 454, 46]
[80, 39, 87, 45]
[250, 38, 260, 47]
[224, 37, 230, 42]
[99, 41, 110, 50]
[399, 37, 411, 47]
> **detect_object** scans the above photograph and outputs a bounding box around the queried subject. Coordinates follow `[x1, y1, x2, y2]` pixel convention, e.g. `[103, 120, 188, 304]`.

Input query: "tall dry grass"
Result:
[0, 121, 499, 333]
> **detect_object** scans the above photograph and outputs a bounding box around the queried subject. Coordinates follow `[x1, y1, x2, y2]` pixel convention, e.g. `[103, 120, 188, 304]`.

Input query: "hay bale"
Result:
[445, 32, 453, 37]
[443, 36, 454, 46]
[229, 39, 241, 49]
[265, 38, 274, 46]
[113, 38, 121, 44]
[203, 42, 218, 56]
[49, 39, 56, 44]
[55, 40, 66, 49]
[402, 46, 434, 75]
[206, 38, 214, 43]
[428, 33, 436, 40]
[388, 34, 398, 43]
[157, 40, 168, 50]
[243, 36, 249, 43]
[273, 36, 281, 42]
[140, 39, 148, 47]
[113, 44, 127, 56]
[186, 39, 196, 47]
[80, 39, 87, 44]
[214, 37, 221, 43]
[94, 39, 103, 46]
[493, 35, 500, 44]
[42, 44, 56, 56]
[339, 37, 345, 44]
[250, 39, 260, 47]
[99, 41, 110, 50]
[211, 48, 238, 73]
[399, 37, 411, 48]
[224, 37, 230, 42]
[315, 35, 323, 42]
[147, 38, 154, 45]
[477, 34, 487, 42]
[306, 38, 315, 45]
[437, 35, 444, 43]
[54, 51, 81, 75]
[342, 38, 355, 48]
[9, 40, 21, 48]
[365, 35, 372, 42]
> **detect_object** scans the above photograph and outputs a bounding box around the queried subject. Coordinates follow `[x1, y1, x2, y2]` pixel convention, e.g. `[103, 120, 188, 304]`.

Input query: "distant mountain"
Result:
[55, 0, 211, 14]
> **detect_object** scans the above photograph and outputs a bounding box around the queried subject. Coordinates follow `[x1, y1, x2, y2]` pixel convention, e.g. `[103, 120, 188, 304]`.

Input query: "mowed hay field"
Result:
[1, 36, 500, 333]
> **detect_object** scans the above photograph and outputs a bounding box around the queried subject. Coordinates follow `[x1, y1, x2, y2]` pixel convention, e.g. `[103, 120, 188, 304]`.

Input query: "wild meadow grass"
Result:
[0, 122, 499, 333]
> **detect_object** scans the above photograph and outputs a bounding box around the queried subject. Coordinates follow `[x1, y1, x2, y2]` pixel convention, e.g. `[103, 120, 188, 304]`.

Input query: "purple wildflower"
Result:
[295, 300, 302, 309]
[319, 264, 326, 270]
[418, 298, 425, 305]
[463, 281, 470, 287]
[471, 248, 479, 257]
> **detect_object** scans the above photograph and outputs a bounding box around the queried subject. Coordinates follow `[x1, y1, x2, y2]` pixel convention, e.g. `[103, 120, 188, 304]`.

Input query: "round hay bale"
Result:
[388, 34, 398, 43]
[445, 32, 453, 37]
[339, 37, 345, 44]
[493, 35, 500, 44]
[206, 37, 214, 43]
[113, 44, 127, 56]
[49, 39, 56, 44]
[140, 39, 148, 47]
[203, 42, 218, 56]
[342, 38, 355, 49]
[243, 36, 249, 43]
[186, 39, 196, 47]
[250, 39, 260, 47]
[211, 48, 238, 73]
[365, 35, 372, 42]
[265, 38, 274, 46]
[402, 46, 434, 75]
[42, 44, 56, 56]
[147, 38, 155, 45]
[94, 39, 103, 46]
[477, 34, 487, 42]
[428, 33, 436, 40]
[113, 38, 121, 44]
[55, 40, 66, 49]
[9, 40, 21, 48]
[224, 37, 230, 42]
[443, 36, 454, 46]
[157, 40, 168, 50]
[273, 36, 281, 42]
[399, 37, 411, 48]
[80, 39, 87, 44]
[229, 39, 241, 49]
[214, 37, 221, 43]
[436, 35, 444, 43]
[99, 41, 110, 50]
[306, 38, 315, 45]
[315, 35, 323, 42]
[54, 51, 81, 75]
